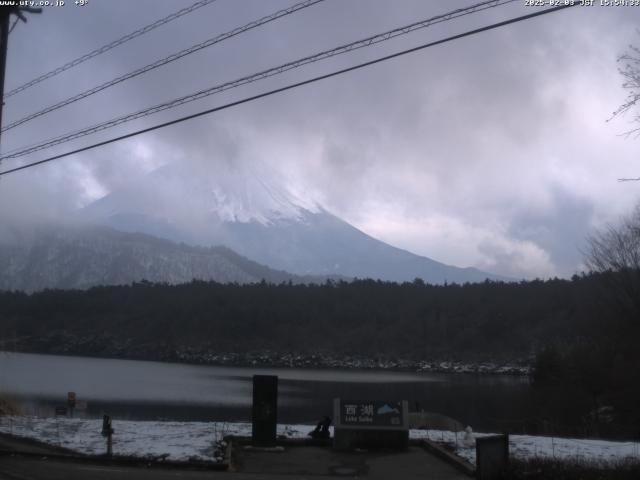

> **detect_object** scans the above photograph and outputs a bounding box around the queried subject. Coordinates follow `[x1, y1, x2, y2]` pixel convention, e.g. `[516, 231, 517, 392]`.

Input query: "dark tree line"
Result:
[0, 275, 602, 362]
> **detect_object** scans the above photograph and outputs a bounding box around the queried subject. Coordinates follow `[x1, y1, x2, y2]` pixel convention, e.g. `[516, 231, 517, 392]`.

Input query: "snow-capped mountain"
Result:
[78, 162, 505, 284]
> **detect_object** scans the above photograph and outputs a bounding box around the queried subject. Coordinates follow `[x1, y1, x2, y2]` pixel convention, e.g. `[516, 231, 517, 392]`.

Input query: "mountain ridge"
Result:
[77, 162, 509, 284]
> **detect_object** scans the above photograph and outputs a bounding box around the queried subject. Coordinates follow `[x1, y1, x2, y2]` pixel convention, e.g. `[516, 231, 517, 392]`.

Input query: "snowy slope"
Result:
[0, 224, 332, 292]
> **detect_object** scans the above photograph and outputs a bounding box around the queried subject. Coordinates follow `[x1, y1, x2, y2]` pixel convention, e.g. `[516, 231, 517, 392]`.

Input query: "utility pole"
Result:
[0, 6, 41, 151]
[0, 8, 11, 150]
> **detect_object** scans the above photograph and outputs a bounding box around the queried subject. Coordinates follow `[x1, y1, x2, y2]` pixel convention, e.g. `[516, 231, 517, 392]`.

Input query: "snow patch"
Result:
[411, 429, 640, 466]
[1, 416, 638, 466]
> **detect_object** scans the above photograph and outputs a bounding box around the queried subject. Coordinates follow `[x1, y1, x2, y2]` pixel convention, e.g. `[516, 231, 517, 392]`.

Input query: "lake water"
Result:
[0, 351, 531, 430]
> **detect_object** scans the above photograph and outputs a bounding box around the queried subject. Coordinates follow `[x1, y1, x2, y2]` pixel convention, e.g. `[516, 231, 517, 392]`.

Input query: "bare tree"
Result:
[612, 41, 640, 135]
[586, 206, 640, 321]
[607, 41, 640, 181]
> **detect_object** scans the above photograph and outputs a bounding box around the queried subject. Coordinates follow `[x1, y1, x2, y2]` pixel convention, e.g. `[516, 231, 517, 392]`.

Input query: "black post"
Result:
[67, 392, 76, 418]
[252, 375, 278, 446]
[102, 414, 114, 457]
[107, 430, 113, 456]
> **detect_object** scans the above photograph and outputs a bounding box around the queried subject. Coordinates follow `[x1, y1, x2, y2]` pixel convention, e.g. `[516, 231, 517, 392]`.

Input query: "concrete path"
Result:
[0, 434, 471, 479]
[235, 446, 470, 479]
[0, 450, 470, 480]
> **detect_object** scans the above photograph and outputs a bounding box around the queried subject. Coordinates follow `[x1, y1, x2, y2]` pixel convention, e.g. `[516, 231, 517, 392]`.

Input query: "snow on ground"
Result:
[0, 416, 314, 462]
[412, 429, 640, 466]
[1, 415, 639, 466]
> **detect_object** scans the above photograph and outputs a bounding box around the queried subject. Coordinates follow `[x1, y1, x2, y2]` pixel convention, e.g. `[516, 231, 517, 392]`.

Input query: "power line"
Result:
[1, 0, 517, 157]
[3, 0, 218, 100]
[8, 16, 19, 35]
[1, 0, 325, 133]
[0, 3, 577, 178]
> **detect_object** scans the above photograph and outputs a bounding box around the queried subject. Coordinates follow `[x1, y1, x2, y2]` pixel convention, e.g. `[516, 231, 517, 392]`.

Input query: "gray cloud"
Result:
[2, 0, 640, 278]
[508, 186, 595, 276]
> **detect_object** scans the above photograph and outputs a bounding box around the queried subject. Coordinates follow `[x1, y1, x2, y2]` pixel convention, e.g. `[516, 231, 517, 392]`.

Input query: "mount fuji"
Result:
[77, 162, 505, 284]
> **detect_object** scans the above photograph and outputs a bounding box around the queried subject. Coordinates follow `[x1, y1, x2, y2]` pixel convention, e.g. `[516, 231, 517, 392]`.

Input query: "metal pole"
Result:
[107, 430, 113, 456]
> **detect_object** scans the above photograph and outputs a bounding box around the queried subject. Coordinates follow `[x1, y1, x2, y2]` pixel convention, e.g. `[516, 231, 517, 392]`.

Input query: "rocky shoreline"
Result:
[174, 349, 531, 375]
[5, 331, 532, 376]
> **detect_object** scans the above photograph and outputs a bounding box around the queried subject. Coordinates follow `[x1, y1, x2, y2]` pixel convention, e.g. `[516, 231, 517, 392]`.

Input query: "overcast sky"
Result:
[1, 0, 640, 279]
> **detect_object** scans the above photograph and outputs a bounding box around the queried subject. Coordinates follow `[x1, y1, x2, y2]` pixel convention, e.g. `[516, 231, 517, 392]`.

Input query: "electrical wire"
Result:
[1, 0, 325, 133]
[3, 0, 219, 100]
[0, 3, 577, 178]
[0, 0, 517, 153]
[8, 16, 19, 35]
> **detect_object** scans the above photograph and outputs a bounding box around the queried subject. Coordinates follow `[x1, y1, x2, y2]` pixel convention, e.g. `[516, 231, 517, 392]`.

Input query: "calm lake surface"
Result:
[0, 351, 531, 430]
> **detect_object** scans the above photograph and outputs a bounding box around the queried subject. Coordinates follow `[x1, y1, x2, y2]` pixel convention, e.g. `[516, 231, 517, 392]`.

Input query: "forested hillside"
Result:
[0, 225, 336, 291]
[0, 275, 602, 363]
